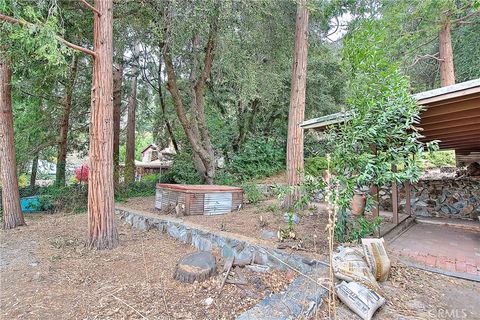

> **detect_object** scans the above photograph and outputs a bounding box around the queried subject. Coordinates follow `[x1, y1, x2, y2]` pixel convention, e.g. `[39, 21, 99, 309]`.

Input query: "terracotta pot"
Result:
[351, 192, 366, 216]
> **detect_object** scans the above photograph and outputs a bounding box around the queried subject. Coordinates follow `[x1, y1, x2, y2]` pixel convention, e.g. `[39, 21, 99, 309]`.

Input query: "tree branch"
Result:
[79, 0, 101, 16]
[451, 9, 480, 24]
[408, 53, 443, 68]
[0, 13, 96, 57]
[195, 16, 218, 90]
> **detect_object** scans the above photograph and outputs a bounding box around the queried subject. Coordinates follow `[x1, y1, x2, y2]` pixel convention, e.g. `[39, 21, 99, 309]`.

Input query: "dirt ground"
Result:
[316, 260, 480, 319]
[0, 213, 290, 319]
[122, 196, 330, 258]
[121, 196, 480, 320]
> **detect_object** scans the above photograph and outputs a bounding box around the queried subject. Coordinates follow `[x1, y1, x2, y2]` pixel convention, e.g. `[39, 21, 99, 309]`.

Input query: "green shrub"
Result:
[19, 184, 88, 213]
[344, 216, 383, 242]
[160, 148, 203, 184]
[423, 150, 455, 168]
[227, 137, 285, 181]
[242, 182, 263, 204]
[115, 174, 158, 201]
[305, 156, 328, 176]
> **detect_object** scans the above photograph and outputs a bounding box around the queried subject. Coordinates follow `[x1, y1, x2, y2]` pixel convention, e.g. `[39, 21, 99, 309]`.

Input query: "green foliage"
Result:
[423, 150, 456, 168]
[18, 174, 28, 188]
[119, 133, 155, 162]
[305, 156, 328, 177]
[160, 148, 203, 185]
[20, 185, 88, 213]
[227, 137, 285, 181]
[116, 174, 158, 201]
[326, 20, 438, 241]
[275, 175, 323, 212]
[241, 182, 263, 204]
[377, 0, 480, 91]
[344, 216, 384, 243]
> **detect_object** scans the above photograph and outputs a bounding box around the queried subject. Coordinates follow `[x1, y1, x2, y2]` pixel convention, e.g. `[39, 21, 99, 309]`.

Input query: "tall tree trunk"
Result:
[113, 62, 123, 189]
[157, 47, 178, 152]
[30, 153, 39, 188]
[0, 55, 25, 229]
[124, 73, 137, 186]
[88, 0, 118, 249]
[439, 19, 455, 87]
[55, 55, 79, 187]
[284, 0, 309, 208]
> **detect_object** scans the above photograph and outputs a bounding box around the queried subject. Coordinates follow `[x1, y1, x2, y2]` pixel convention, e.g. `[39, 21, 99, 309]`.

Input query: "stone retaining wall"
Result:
[380, 178, 480, 220]
[115, 206, 329, 319]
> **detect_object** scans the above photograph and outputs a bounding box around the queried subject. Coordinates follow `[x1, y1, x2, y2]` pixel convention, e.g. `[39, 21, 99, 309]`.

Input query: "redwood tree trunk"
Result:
[88, 0, 118, 249]
[113, 62, 123, 189]
[30, 153, 39, 188]
[124, 73, 137, 186]
[0, 55, 25, 229]
[284, 0, 309, 208]
[56, 55, 79, 186]
[439, 20, 455, 87]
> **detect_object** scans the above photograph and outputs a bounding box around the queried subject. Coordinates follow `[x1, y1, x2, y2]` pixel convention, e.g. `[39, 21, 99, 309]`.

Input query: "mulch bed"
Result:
[121, 196, 330, 259]
[0, 213, 290, 319]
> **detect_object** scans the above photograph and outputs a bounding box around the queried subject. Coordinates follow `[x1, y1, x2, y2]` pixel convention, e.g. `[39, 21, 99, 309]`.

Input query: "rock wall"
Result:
[380, 178, 480, 220]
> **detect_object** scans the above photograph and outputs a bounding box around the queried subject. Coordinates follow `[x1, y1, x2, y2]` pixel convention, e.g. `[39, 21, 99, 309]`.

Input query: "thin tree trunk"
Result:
[0, 55, 25, 229]
[113, 62, 123, 189]
[56, 55, 79, 186]
[124, 73, 137, 186]
[284, 0, 309, 208]
[157, 45, 178, 152]
[163, 43, 216, 184]
[30, 153, 39, 188]
[439, 19, 455, 87]
[88, 0, 118, 249]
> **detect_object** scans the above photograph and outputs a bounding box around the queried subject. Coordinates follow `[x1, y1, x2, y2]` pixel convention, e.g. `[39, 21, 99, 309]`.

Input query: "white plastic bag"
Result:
[336, 281, 385, 320]
[362, 238, 391, 281]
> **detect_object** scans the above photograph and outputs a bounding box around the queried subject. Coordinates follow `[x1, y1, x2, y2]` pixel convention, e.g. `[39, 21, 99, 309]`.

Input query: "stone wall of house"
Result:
[380, 177, 480, 220]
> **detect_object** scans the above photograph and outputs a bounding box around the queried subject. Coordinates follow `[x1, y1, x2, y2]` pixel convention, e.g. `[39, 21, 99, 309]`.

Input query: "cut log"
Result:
[173, 251, 216, 283]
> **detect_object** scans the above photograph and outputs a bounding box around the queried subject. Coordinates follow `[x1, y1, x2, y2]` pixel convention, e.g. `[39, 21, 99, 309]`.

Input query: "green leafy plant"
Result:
[422, 150, 456, 168]
[227, 137, 285, 181]
[160, 148, 203, 185]
[242, 182, 263, 204]
[346, 216, 383, 242]
[305, 156, 328, 176]
[325, 20, 438, 242]
[278, 212, 296, 240]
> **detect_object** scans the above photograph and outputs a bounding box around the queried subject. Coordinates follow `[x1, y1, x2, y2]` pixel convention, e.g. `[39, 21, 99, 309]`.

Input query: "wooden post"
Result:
[405, 181, 412, 217]
[370, 145, 379, 218]
[392, 165, 398, 225]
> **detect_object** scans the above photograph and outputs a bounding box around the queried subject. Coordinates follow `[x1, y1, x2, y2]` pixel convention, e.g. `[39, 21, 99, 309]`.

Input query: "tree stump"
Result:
[173, 251, 216, 283]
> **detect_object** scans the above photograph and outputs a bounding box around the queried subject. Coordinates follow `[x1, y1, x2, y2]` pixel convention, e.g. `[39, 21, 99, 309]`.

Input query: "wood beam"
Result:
[422, 124, 480, 137]
[420, 128, 480, 141]
[420, 116, 480, 131]
[404, 181, 411, 217]
[421, 98, 479, 118]
[421, 108, 480, 125]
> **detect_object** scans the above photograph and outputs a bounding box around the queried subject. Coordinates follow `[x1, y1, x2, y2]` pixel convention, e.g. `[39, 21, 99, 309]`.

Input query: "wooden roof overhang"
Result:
[414, 79, 480, 155]
[301, 79, 480, 155]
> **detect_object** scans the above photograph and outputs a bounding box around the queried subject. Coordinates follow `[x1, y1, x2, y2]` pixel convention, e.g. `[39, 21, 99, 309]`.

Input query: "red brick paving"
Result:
[389, 223, 480, 278]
